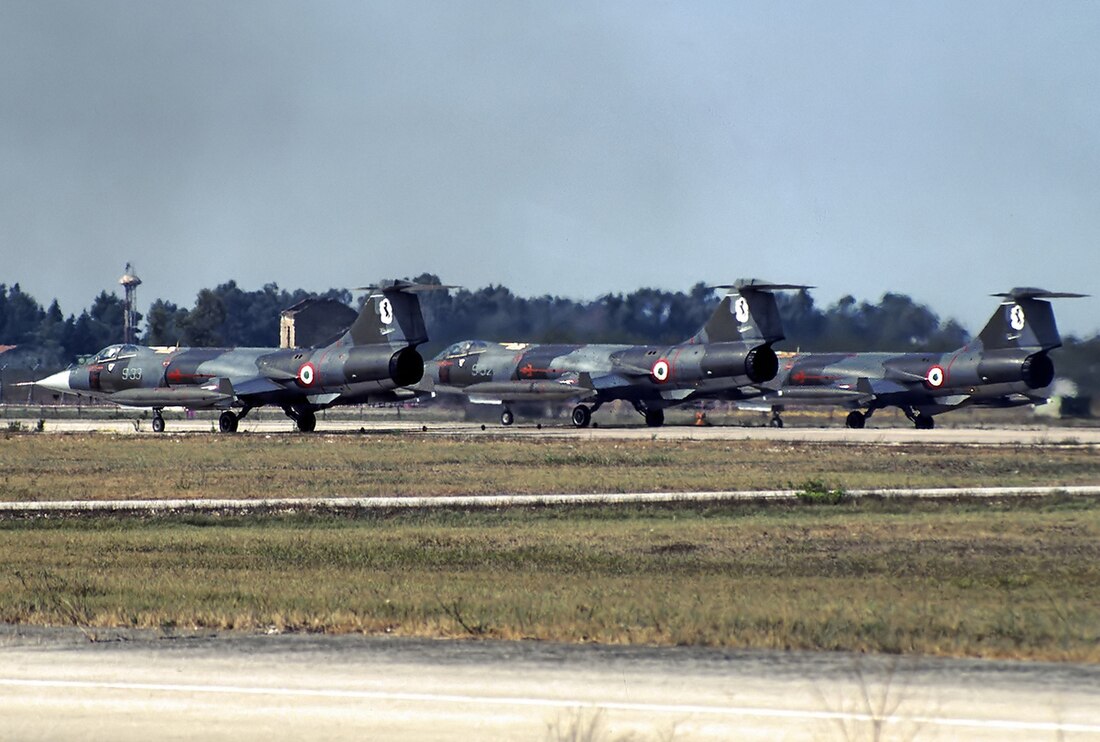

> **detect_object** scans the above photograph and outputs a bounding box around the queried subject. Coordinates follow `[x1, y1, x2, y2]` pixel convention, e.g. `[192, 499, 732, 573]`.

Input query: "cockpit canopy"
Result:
[434, 340, 489, 361]
[90, 344, 139, 363]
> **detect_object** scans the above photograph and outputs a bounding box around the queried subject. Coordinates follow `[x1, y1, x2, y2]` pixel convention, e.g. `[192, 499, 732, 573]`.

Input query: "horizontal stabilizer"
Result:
[991, 288, 1088, 301]
[709, 280, 815, 293]
[354, 280, 459, 293]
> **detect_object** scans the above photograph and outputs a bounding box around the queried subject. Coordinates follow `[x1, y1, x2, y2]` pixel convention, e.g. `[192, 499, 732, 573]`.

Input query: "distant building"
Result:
[279, 298, 358, 349]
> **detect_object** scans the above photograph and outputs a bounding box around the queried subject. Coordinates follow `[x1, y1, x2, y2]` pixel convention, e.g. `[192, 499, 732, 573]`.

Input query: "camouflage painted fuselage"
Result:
[427, 339, 773, 407]
[55, 341, 421, 410]
[758, 346, 1052, 417]
[744, 289, 1077, 427]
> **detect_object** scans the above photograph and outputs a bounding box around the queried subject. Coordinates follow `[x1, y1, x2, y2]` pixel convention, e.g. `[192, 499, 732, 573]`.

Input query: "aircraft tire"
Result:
[296, 410, 317, 433]
[570, 405, 592, 428]
[151, 416, 165, 433]
[644, 409, 665, 427]
[769, 416, 784, 429]
[914, 414, 935, 430]
[219, 411, 239, 434]
[500, 409, 514, 426]
[845, 411, 866, 429]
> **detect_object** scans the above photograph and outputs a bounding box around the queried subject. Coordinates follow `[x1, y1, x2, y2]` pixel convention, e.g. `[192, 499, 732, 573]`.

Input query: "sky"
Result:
[1, 1, 1098, 338]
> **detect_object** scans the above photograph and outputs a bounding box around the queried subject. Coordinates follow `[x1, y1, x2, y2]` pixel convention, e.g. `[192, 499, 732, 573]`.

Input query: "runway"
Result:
[10, 415, 1100, 445]
[2, 628, 1098, 741]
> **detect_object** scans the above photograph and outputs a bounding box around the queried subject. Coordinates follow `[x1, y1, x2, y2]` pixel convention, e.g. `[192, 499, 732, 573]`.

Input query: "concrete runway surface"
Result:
[1, 628, 1098, 741]
[11, 416, 1100, 445]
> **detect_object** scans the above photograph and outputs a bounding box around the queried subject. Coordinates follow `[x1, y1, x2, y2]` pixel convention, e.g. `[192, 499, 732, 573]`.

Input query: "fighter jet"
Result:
[35, 280, 433, 433]
[751, 288, 1086, 429]
[420, 280, 807, 427]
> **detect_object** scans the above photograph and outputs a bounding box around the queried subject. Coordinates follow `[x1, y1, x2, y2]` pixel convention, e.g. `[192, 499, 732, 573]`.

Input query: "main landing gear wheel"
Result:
[571, 405, 592, 428]
[845, 410, 866, 429]
[500, 408, 514, 426]
[914, 414, 935, 430]
[151, 413, 165, 433]
[296, 409, 317, 433]
[218, 410, 239, 433]
[644, 408, 665, 427]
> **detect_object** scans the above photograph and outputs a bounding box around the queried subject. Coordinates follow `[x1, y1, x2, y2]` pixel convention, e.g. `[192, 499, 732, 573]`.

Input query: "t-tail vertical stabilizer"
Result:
[974, 288, 1087, 354]
[343, 280, 448, 349]
[689, 279, 813, 345]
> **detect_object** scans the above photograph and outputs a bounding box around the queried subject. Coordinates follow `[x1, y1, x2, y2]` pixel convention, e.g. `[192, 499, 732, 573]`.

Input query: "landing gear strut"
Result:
[284, 406, 317, 433]
[631, 401, 664, 428]
[902, 407, 935, 430]
[217, 406, 252, 434]
[219, 410, 239, 433]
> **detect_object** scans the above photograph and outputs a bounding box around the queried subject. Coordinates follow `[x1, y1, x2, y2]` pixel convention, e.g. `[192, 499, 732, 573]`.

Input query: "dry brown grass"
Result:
[2, 497, 1099, 660]
[2, 433, 1098, 501]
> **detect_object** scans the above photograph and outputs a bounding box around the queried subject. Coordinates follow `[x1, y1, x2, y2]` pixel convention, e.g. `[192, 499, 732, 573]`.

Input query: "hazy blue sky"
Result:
[2, 1, 1097, 337]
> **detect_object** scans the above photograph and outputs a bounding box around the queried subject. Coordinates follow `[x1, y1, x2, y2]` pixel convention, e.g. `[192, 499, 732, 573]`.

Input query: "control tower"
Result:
[119, 263, 142, 344]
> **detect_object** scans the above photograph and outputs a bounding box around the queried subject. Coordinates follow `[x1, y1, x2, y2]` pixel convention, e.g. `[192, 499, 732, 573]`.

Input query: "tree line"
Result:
[1, 276, 1097, 395]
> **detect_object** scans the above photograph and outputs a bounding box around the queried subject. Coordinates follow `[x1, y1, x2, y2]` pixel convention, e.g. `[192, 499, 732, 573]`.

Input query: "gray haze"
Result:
[2, 1, 1098, 337]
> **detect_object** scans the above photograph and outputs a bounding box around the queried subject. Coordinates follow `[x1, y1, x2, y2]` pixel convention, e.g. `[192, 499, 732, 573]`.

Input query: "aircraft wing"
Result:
[232, 376, 290, 397]
[861, 377, 914, 396]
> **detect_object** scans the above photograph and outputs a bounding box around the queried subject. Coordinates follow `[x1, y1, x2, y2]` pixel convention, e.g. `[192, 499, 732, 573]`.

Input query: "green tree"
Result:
[180, 289, 226, 346]
[143, 300, 189, 346]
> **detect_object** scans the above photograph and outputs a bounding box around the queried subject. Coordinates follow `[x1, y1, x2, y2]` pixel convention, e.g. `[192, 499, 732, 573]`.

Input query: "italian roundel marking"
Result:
[1009, 304, 1026, 331]
[379, 298, 394, 325]
[733, 296, 750, 324]
[651, 359, 671, 383]
[297, 362, 317, 387]
[926, 365, 945, 388]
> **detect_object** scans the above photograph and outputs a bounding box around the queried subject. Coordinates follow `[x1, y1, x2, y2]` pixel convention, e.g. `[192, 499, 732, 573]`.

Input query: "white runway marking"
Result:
[2, 485, 1099, 513]
[2, 678, 1097, 735]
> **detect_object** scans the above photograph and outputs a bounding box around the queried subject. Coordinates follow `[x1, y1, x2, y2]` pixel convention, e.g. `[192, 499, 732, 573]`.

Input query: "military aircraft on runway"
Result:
[418, 279, 808, 427]
[749, 288, 1086, 429]
[35, 281, 433, 433]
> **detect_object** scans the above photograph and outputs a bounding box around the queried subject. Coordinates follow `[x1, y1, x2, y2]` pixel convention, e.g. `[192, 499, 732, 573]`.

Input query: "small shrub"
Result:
[795, 479, 847, 504]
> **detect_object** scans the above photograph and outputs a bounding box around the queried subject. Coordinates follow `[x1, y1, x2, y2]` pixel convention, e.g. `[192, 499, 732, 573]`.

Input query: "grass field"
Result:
[2, 433, 1099, 661]
[2, 433, 1100, 501]
[2, 498, 1099, 661]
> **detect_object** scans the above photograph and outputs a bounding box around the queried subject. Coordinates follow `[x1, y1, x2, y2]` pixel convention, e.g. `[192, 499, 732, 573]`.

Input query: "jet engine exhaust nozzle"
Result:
[745, 346, 779, 384]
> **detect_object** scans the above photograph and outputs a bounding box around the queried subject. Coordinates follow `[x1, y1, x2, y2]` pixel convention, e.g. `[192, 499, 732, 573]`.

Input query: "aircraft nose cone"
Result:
[37, 370, 72, 393]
